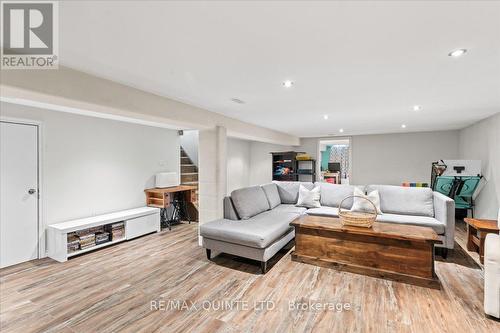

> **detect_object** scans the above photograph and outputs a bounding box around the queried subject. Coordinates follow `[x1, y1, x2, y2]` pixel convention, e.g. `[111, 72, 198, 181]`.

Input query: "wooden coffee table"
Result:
[291, 215, 442, 289]
[464, 218, 499, 264]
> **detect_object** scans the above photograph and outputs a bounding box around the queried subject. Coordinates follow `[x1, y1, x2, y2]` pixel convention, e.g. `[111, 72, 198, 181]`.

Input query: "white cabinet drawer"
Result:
[126, 212, 160, 240]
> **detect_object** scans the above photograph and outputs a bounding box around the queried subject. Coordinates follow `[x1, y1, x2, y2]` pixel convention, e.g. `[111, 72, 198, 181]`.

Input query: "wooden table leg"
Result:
[479, 232, 486, 264]
[466, 225, 477, 252]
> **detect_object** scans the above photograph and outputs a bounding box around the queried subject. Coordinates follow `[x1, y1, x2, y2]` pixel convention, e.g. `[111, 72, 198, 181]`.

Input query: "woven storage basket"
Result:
[338, 195, 377, 228]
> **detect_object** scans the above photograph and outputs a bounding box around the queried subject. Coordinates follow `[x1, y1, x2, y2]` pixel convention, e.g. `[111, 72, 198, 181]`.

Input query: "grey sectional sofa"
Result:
[200, 181, 455, 273]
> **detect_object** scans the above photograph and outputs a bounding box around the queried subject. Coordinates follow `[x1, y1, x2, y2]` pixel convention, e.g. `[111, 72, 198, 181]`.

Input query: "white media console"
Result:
[47, 207, 160, 262]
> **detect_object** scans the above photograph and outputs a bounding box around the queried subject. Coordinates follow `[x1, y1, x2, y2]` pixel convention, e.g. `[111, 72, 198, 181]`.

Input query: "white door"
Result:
[0, 121, 39, 268]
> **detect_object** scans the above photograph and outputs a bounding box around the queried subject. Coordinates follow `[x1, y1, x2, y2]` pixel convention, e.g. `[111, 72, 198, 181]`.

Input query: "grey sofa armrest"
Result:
[223, 196, 240, 220]
[433, 191, 455, 249]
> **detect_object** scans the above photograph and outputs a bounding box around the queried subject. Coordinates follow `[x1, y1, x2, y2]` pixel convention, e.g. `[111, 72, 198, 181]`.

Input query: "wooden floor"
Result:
[1, 223, 499, 333]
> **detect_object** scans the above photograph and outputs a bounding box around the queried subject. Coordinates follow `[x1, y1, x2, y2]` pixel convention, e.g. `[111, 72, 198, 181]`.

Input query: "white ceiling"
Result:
[59, 1, 500, 137]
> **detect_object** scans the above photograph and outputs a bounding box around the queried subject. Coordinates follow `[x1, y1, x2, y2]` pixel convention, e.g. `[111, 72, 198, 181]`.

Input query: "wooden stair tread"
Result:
[180, 146, 199, 218]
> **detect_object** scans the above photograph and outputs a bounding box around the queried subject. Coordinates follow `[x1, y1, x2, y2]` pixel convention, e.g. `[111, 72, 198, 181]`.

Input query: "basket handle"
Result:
[338, 195, 378, 216]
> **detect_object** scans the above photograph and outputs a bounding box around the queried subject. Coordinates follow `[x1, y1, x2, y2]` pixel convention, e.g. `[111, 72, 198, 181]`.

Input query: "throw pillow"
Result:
[296, 185, 321, 208]
[351, 187, 383, 214]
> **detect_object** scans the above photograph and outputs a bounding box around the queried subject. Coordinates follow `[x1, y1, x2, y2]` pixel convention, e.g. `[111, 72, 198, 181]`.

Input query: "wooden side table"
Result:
[145, 185, 197, 230]
[464, 218, 499, 264]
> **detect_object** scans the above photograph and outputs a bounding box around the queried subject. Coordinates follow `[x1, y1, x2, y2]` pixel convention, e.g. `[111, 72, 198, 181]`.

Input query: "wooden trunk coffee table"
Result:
[291, 215, 442, 289]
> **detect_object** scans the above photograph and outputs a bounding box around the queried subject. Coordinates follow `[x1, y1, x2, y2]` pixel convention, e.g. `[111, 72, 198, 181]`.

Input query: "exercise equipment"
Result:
[432, 160, 483, 217]
[433, 175, 482, 217]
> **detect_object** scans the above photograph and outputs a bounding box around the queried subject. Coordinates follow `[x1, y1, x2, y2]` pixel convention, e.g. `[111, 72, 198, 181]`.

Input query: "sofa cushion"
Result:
[200, 210, 298, 248]
[296, 185, 321, 208]
[272, 204, 307, 215]
[274, 181, 314, 204]
[375, 214, 445, 234]
[366, 185, 434, 217]
[315, 182, 357, 209]
[261, 183, 281, 209]
[223, 197, 239, 220]
[231, 186, 270, 220]
[351, 187, 382, 214]
[305, 206, 340, 218]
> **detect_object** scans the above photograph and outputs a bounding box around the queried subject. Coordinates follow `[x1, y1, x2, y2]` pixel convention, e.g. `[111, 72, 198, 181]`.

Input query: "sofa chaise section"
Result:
[201, 210, 297, 274]
[201, 210, 297, 249]
[201, 182, 310, 273]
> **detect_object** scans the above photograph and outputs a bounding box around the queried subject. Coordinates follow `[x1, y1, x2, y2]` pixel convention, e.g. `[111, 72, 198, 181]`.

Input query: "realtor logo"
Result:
[1, 1, 58, 69]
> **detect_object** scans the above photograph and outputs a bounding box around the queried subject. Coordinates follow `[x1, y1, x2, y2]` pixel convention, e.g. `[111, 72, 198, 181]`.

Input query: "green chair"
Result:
[433, 176, 482, 217]
[454, 176, 481, 218]
[433, 176, 456, 197]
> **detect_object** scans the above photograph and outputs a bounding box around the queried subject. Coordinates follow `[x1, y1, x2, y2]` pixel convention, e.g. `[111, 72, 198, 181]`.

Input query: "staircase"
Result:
[180, 147, 199, 210]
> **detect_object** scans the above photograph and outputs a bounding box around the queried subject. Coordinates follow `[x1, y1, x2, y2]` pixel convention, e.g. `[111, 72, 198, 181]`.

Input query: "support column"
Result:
[198, 126, 227, 244]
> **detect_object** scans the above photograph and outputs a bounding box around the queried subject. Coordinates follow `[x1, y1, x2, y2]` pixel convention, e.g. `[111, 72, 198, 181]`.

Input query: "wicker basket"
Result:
[338, 195, 377, 228]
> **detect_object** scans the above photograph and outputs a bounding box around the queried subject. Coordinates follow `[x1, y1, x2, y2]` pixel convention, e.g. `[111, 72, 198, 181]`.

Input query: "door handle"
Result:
[28, 189, 37, 195]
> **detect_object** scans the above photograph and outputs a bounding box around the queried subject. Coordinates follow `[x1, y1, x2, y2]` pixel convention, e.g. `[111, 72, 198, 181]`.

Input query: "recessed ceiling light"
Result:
[339, 128, 344, 133]
[230, 98, 245, 104]
[282, 80, 294, 88]
[413, 105, 422, 111]
[401, 124, 407, 129]
[448, 49, 467, 57]
[323, 114, 329, 120]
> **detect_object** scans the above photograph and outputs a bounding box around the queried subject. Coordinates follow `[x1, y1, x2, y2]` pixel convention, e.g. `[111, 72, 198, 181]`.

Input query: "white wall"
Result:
[351, 131, 459, 185]
[180, 130, 198, 166]
[1, 102, 180, 227]
[298, 131, 460, 185]
[225, 139, 294, 190]
[459, 112, 500, 219]
[227, 138, 251, 193]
